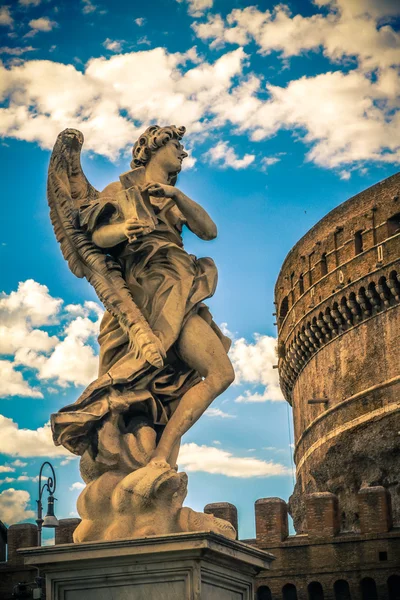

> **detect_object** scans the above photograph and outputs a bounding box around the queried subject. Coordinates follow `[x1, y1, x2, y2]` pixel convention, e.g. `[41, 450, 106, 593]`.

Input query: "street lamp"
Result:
[36, 461, 59, 546]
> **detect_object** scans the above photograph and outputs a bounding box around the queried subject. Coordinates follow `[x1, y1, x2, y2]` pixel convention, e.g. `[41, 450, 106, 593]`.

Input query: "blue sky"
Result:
[0, 0, 399, 541]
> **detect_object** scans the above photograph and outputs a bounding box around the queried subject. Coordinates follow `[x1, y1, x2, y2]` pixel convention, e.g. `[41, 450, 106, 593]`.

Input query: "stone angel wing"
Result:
[47, 128, 166, 369]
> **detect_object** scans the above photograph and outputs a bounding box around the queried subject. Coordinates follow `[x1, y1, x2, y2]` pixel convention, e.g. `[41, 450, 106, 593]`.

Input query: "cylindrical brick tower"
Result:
[275, 172, 400, 532]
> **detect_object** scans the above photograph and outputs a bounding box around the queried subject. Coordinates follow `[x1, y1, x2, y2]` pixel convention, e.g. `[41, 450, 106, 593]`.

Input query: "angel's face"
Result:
[151, 139, 188, 176]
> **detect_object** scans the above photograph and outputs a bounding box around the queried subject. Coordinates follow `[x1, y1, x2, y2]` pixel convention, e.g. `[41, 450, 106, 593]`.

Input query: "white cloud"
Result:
[177, 0, 213, 18]
[42, 537, 54, 546]
[235, 388, 284, 403]
[205, 407, 236, 418]
[0, 415, 70, 458]
[0, 465, 15, 473]
[0, 7, 13, 27]
[229, 334, 284, 403]
[0, 279, 61, 330]
[81, 0, 97, 14]
[19, 0, 41, 5]
[193, 2, 400, 70]
[134, 17, 146, 27]
[207, 140, 255, 169]
[0, 488, 35, 525]
[340, 169, 351, 180]
[261, 156, 280, 170]
[11, 459, 28, 467]
[0, 5, 398, 175]
[192, 1, 400, 171]
[0, 475, 39, 483]
[69, 481, 85, 491]
[219, 322, 234, 338]
[179, 443, 289, 477]
[0, 360, 43, 398]
[137, 36, 151, 47]
[22, 313, 100, 387]
[60, 456, 77, 466]
[103, 38, 123, 53]
[0, 279, 61, 356]
[0, 47, 246, 160]
[0, 280, 102, 394]
[28, 17, 57, 33]
[0, 46, 36, 56]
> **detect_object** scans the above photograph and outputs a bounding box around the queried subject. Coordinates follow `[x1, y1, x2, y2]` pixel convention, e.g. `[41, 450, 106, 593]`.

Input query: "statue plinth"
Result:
[22, 532, 274, 599]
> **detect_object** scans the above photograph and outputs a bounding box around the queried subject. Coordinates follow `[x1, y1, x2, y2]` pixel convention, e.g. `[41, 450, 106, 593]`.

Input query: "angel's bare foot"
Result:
[149, 456, 170, 470]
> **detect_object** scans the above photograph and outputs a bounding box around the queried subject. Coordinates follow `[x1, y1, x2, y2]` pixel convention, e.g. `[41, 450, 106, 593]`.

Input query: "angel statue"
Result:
[48, 126, 236, 542]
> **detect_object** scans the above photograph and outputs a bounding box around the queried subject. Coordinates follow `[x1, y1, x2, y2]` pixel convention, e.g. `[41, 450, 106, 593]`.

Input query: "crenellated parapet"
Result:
[0, 518, 82, 599]
[247, 488, 400, 599]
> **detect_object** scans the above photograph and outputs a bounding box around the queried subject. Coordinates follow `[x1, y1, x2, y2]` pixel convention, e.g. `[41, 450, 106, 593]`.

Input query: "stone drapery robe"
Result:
[51, 167, 224, 455]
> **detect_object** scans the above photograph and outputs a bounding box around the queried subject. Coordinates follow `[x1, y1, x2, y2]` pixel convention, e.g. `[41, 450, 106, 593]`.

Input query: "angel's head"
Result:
[131, 125, 188, 185]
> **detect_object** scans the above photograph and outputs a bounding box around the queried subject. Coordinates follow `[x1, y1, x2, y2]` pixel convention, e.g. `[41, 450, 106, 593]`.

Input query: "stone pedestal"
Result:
[22, 532, 274, 599]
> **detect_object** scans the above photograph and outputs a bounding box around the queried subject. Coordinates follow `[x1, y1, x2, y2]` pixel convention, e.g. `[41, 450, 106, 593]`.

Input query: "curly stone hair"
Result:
[131, 125, 186, 170]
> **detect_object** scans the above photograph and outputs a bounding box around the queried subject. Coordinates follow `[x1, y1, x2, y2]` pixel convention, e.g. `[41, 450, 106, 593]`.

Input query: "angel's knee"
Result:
[207, 362, 235, 395]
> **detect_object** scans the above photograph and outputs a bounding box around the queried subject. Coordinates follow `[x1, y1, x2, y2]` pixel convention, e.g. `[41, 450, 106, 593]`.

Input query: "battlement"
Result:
[0, 487, 395, 562]
[205, 485, 397, 547]
[0, 518, 81, 567]
[275, 173, 400, 330]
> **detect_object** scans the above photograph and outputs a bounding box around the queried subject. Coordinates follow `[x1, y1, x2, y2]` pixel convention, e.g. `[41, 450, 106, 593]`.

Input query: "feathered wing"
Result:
[47, 128, 165, 369]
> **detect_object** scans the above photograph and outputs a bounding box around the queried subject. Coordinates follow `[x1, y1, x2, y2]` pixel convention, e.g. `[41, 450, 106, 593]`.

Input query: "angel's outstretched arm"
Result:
[174, 189, 217, 241]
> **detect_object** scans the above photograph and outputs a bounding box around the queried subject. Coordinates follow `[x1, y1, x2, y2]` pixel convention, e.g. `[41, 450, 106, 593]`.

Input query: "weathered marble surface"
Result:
[47, 126, 235, 541]
[22, 532, 274, 600]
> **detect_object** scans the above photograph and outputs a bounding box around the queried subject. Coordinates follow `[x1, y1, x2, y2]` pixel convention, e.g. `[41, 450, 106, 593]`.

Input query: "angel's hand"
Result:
[146, 182, 177, 199]
[124, 218, 154, 242]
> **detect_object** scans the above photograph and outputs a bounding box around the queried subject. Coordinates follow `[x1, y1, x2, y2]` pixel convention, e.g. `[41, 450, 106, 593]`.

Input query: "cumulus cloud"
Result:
[81, 0, 98, 14]
[0, 24, 399, 172]
[0, 465, 15, 473]
[0, 280, 102, 395]
[0, 7, 13, 27]
[261, 156, 281, 170]
[179, 443, 289, 477]
[0, 415, 70, 457]
[0, 360, 43, 398]
[229, 334, 284, 403]
[19, 0, 42, 6]
[177, 0, 213, 18]
[11, 459, 28, 467]
[0, 46, 36, 56]
[193, 2, 400, 70]
[205, 407, 236, 418]
[0, 47, 246, 160]
[17, 312, 101, 387]
[69, 481, 85, 491]
[207, 140, 255, 169]
[134, 17, 146, 27]
[0, 475, 39, 483]
[0, 279, 61, 355]
[192, 0, 400, 171]
[0, 488, 35, 525]
[103, 38, 123, 53]
[235, 388, 283, 404]
[27, 17, 57, 36]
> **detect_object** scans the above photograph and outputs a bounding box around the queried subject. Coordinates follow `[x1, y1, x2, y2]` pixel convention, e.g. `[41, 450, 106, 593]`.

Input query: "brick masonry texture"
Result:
[275, 172, 400, 534]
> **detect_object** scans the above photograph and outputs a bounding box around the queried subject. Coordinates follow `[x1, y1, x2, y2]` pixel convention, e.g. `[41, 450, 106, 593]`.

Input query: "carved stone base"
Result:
[22, 532, 274, 599]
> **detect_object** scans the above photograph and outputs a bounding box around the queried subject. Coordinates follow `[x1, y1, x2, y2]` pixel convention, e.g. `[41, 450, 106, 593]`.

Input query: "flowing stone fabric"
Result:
[52, 167, 225, 456]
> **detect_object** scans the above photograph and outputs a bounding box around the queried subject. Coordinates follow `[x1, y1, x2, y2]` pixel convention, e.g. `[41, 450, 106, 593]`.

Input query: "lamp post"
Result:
[36, 461, 59, 546]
